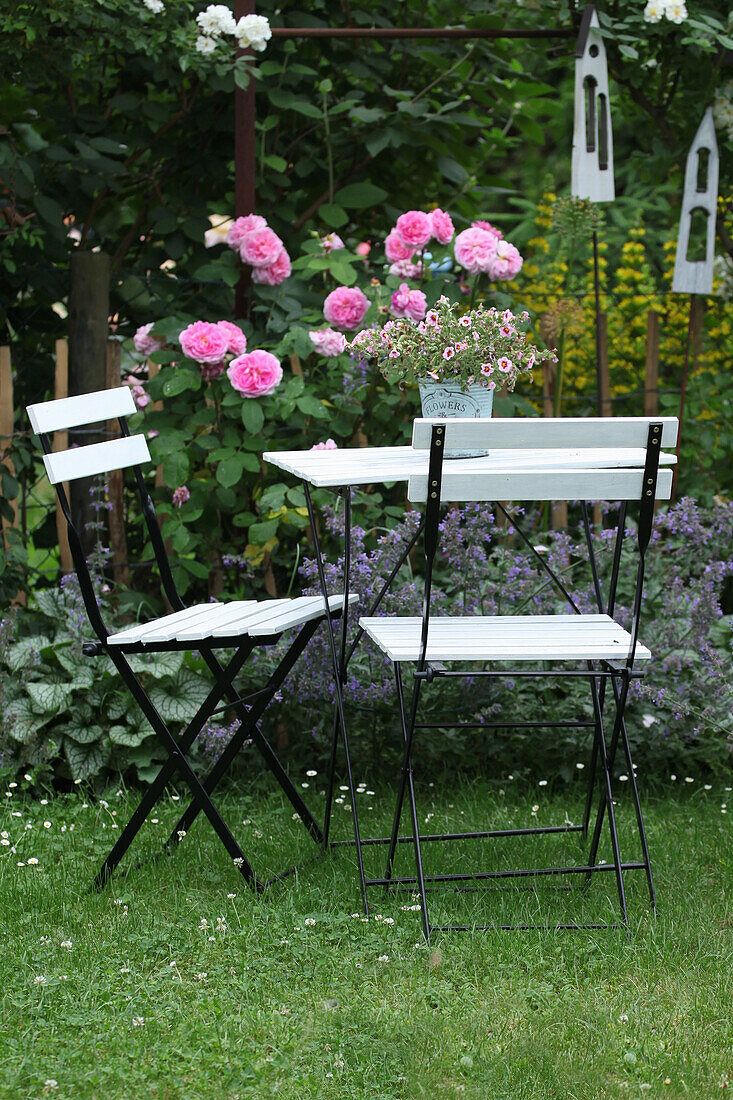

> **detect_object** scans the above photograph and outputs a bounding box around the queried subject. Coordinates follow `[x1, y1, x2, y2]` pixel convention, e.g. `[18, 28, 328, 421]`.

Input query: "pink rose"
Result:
[240, 226, 284, 268]
[323, 286, 370, 331]
[429, 208, 455, 244]
[309, 328, 348, 357]
[487, 240, 523, 281]
[471, 219, 503, 241]
[390, 282, 427, 322]
[227, 350, 283, 398]
[384, 229, 415, 263]
[453, 227, 499, 276]
[388, 259, 425, 279]
[355, 241, 371, 257]
[394, 210, 432, 249]
[321, 232, 345, 253]
[216, 320, 248, 356]
[310, 439, 338, 451]
[227, 214, 267, 250]
[124, 376, 151, 410]
[250, 248, 291, 286]
[179, 320, 229, 364]
[133, 323, 166, 356]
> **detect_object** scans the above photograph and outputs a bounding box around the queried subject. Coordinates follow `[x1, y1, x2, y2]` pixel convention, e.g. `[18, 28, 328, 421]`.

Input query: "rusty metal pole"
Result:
[234, 0, 256, 318]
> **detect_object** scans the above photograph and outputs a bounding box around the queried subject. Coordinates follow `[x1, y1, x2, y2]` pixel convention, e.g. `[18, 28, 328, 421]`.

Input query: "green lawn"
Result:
[1, 773, 731, 1100]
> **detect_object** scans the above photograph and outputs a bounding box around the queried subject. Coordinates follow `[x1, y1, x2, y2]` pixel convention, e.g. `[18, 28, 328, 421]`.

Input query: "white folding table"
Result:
[263, 426, 677, 913]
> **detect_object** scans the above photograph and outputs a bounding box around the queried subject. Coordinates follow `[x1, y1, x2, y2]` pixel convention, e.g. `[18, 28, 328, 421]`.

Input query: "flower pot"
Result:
[418, 380, 493, 458]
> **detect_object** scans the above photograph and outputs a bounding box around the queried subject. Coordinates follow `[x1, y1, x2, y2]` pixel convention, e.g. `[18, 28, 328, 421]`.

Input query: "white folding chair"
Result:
[27, 386, 356, 890]
[359, 416, 679, 940]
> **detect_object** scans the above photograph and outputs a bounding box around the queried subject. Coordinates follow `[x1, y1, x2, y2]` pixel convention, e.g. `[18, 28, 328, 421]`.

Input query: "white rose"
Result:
[196, 4, 237, 36]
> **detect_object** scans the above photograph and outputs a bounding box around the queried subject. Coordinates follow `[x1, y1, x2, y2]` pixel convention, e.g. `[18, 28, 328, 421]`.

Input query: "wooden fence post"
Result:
[105, 339, 130, 588]
[598, 312, 612, 417]
[53, 339, 74, 573]
[0, 346, 19, 545]
[644, 310, 660, 417]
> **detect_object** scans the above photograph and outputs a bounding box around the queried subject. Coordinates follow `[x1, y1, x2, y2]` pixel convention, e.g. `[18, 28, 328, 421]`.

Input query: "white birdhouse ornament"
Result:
[571, 5, 615, 203]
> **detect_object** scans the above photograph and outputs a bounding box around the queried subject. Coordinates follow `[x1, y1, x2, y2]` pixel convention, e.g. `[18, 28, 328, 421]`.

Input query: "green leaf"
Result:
[64, 737, 111, 781]
[65, 723, 104, 746]
[437, 156, 468, 185]
[3, 695, 50, 743]
[328, 260, 357, 286]
[149, 668, 211, 724]
[217, 454, 246, 488]
[349, 105, 385, 124]
[263, 154, 287, 172]
[241, 401, 265, 435]
[34, 194, 65, 225]
[162, 368, 201, 397]
[109, 723, 151, 748]
[5, 636, 50, 672]
[34, 589, 64, 618]
[248, 519, 279, 543]
[127, 651, 184, 679]
[296, 395, 329, 418]
[27, 680, 74, 713]
[365, 131, 392, 158]
[162, 451, 190, 488]
[319, 203, 348, 229]
[335, 182, 388, 209]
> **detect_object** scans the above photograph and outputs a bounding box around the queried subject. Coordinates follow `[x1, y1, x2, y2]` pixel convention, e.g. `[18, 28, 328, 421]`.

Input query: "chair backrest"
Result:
[27, 386, 178, 642]
[27, 387, 151, 485]
[408, 416, 679, 672]
[407, 417, 679, 504]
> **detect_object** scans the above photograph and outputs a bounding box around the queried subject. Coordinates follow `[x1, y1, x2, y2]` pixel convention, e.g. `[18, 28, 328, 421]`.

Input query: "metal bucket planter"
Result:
[417, 380, 494, 457]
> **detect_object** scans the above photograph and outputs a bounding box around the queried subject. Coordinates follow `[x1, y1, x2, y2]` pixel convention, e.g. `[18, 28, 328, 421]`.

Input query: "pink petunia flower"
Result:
[179, 321, 229, 364]
[394, 210, 432, 249]
[227, 214, 267, 250]
[227, 350, 283, 398]
[443, 346, 456, 360]
[384, 229, 415, 263]
[497, 356, 513, 373]
[390, 282, 427, 322]
[308, 328, 348, 357]
[454, 227, 499, 276]
[240, 227, 284, 268]
[310, 439, 338, 451]
[133, 323, 167, 357]
[323, 286, 370, 331]
[250, 248, 291, 285]
[487, 240, 523, 281]
[429, 208, 455, 244]
[217, 320, 248, 356]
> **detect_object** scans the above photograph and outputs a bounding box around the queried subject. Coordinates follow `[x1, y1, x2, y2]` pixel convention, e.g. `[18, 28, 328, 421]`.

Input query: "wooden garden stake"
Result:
[53, 339, 74, 573]
[0, 345, 19, 545]
[644, 311, 660, 417]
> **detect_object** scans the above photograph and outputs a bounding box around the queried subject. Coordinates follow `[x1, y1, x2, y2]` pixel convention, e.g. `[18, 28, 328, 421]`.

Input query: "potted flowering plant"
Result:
[350, 295, 553, 421]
